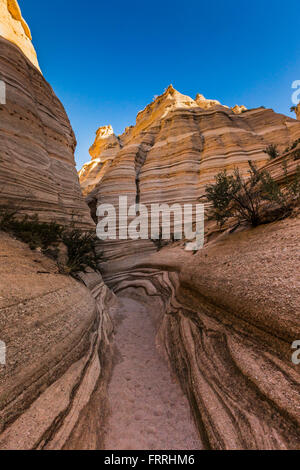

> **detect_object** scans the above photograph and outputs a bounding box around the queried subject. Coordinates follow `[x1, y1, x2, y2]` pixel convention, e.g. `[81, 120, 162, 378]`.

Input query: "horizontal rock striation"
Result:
[79, 125, 121, 197]
[80, 85, 300, 283]
[114, 216, 300, 450]
[0, 0, 40, 70]
[0, 3, 113, 449]
[0, 33, 94, 229]
[0, 232, 116, 450]
[80, 86, 300, 450]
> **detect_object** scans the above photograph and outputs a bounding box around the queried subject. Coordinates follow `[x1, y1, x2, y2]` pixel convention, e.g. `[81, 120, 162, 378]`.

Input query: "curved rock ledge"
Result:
[0, 34, 94, 229]
[0, 233, 116, 450]
[111, 216, 300, 450]
[80, 86, 300, 279]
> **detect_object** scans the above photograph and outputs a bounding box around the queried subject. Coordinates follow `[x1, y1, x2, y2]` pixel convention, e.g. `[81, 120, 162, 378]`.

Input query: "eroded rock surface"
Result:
[0, 3, 93, 229]
[0, 0, 40, 70]
[0, 232, 116, 450]
[113, 216, 300, 450]
[80, 85, 300, 283]
[79, 126, 121, 197]
[80, 87, 300, 448]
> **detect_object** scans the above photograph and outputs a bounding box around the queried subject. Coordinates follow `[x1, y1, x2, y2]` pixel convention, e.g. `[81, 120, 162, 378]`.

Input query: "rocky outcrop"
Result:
[79, 126, 121, 197]
[0, 232, 116, 450]
[0, 0, 40, 70]
[80, 85, 300, 283]
[0, 1, 93, 229]
[113, 215, 300, 450]
[0, 1, 115, 450]
[79, 86, 300, 450]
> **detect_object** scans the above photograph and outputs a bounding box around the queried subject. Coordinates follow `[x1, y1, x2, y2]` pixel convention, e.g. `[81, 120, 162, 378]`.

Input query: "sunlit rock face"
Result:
[0, 10, 94, 228]
[79, 126, 121, 197]
[296, 103, 300, 120]
[0, 0, 40, 71]
[80, 85, 300, 282]
[232, 104, 248, 114]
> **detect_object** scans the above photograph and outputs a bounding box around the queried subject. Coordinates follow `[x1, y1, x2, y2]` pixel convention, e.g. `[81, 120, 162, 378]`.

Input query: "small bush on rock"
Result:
[0, 212, 102, 274]
[205, 160, 300, 228]
[263, 144, 279, 160]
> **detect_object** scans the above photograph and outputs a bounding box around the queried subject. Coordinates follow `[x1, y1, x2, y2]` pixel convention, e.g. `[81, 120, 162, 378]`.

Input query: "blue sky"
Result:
[19, 0, 300, 169]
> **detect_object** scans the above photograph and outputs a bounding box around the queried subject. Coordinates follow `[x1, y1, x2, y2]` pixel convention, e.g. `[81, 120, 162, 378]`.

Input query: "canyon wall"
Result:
[114, 214, 300, 450]
[0, 0, 115, 450]
[80, 88, 300, 450]
[0, 0, 40, 70]
[80, 85, 300, 284]
[0, 0, 94, 228]
[0, 232, 116, 449]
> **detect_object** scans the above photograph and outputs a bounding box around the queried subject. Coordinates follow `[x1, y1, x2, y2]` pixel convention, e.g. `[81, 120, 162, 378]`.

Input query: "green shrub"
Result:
[0, 211, 102, 274]
[0, 212, 63, 249]
[263, 144, 279, 160]
[61, 229, 102, 274]
[205, 160, 300, 228]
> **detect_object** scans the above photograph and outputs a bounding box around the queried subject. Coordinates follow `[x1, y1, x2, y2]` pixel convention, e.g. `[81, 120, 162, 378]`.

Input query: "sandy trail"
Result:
[104, 297, 202, 450]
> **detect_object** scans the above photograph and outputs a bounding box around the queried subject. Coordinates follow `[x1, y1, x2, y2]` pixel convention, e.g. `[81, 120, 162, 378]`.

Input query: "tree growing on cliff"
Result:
[205, 161, 300, 228]
[263, 144, 279, 160]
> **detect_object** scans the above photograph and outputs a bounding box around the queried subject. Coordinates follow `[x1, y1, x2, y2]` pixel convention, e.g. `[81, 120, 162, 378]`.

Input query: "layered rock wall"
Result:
[0, 0, 93, 228]
[79, 125, 121, 197]
[79, 87, 300, 450]
[0, 0, 40, 70]
[80, 86, 300, 283]
[0, 233, 116, 450]
[114, 216, 300, 450]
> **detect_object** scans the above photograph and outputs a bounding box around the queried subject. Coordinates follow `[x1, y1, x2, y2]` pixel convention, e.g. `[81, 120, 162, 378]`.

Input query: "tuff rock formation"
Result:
[0, 0, 116, 450]
[0, 0, 93, 228]
[0, 0, 40, 70]
[79, 125, 121, 197]
[0, 232, 116, 450]
[1, 0, 300, 451]
[79, 87, 300, 450]
[116, 212, 300, 450]
[80, 85, 300, 282]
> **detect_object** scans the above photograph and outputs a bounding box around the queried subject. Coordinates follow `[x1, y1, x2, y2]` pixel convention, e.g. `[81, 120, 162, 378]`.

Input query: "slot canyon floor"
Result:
[104, 297, 202, 450]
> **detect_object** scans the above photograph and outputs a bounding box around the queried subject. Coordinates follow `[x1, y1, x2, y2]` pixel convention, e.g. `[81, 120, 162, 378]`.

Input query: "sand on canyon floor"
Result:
[104, 297, 202, 450]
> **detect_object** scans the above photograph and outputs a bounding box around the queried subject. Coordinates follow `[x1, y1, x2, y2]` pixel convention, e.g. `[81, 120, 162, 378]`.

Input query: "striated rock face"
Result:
[80, 85, 300, 282]
[0, 233, 116, 450]
[78, 86, 300, 450]
[0, 0, 40, 70]
[79, 125, 121, 197]
[0, 2, 113, 450]
[232, 104, 248, 114]
[114, 215, 300, 450]
[296, 103, 300, 120]
[0, 32, 94, 228]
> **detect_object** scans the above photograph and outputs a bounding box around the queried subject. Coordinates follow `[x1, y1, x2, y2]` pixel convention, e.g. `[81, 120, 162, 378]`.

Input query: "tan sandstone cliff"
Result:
[0, 0, 117, 449]
[79, 87, 300, 450]
[0, 0, 93, 228]
[0, 0, 40, 70]
[79, 125, 121, 197]
[80, 85, 300, 283]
